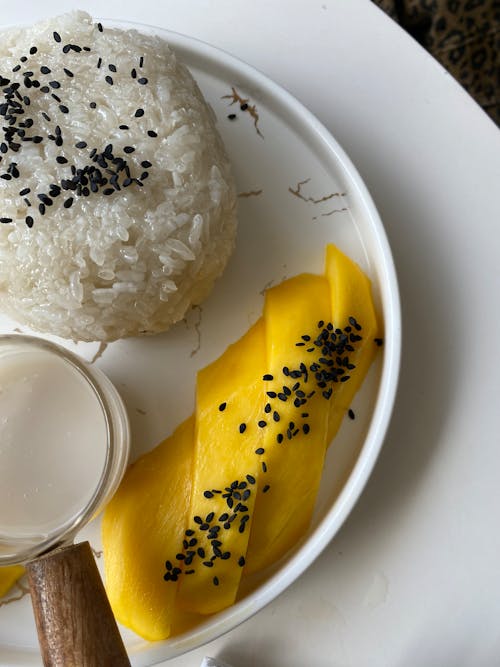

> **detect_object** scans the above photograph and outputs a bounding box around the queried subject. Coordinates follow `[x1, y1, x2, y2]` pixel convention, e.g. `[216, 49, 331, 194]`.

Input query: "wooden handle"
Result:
[26, 541, 130, 667]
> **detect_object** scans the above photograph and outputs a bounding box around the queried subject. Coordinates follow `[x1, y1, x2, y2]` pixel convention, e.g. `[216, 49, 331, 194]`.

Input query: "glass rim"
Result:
[0, 333, 116, 565]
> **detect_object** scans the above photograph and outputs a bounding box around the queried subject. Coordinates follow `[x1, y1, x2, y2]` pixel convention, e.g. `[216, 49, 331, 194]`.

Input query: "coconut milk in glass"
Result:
[0, 336, 129, 563]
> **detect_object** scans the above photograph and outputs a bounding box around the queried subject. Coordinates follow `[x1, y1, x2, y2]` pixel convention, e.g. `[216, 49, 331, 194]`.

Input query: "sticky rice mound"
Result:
[0, 12, 237, 341]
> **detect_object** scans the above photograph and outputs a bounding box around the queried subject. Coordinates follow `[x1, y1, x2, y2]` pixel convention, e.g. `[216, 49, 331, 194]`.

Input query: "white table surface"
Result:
[2, 1, 500, 666]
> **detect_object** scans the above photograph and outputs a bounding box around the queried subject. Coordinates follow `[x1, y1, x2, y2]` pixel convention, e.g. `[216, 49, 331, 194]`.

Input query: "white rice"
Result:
[0, 11, 237, 341]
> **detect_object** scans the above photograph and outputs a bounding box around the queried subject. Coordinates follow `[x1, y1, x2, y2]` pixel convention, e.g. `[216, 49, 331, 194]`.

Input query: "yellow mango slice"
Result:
[102, 417, 194, 641]
[102, 243, 381, 638]
[244, 274, 332, 575]
[176, 319, 265, 614]
[0, 565, 24, 598]
[324, 245, 380, 443]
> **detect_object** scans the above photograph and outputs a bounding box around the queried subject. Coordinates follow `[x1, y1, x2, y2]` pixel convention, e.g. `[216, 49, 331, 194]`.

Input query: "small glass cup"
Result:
[0, 334, 130, 565]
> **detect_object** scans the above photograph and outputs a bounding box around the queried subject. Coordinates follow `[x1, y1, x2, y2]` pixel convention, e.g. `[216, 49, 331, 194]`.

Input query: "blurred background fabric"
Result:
[372, 0, 499, 125]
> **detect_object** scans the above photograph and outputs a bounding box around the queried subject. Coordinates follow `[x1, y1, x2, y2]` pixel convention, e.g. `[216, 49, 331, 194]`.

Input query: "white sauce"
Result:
[0, 345, 108, 542]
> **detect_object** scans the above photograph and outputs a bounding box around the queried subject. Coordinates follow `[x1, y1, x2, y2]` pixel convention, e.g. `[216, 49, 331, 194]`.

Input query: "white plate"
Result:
[0, 21, 400, 666]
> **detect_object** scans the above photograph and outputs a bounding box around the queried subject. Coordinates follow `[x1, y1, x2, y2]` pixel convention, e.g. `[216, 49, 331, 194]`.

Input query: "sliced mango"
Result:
[102, 244, 381, 640]
[244, 274, 332, 574]
[102, 417, 194, 641]
[0, 565, 24, 598]
[176, 319, 265, 614]
[324, 245, 380, 443]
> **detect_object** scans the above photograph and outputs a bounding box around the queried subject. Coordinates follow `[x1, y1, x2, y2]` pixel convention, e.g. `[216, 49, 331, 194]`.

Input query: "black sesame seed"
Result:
[262, 461, 268, 472]
[89, 102, 97, 110]
[277, 433, 283, 443]
[139, 56, 144, 67]
[59, 105, 69, 114]
[0, 217, 13, 223]
[255, 447, 265, 455]
[258, 420, 267, 428]
[227, 113, 237, 120]
[266, 391, 277, 399]
[118, 124, 129, 130]
[53, 31, 61, 43]
[49, 80, 60, 89]
[137, 77, 148, 85]
[246, 474, 256, 485]
[25, 215, 33, 228]
[20, 56, 27, 63]
[374, 337, 384, 347]
[130, 68, 137, 79]
[0, 173, 11, 180]
[38, 203, 45, 215]
[239, 423, 247, 434]
[134, 108, 144, 118]
[62, 44, 71, 54]
[141, 160, 152, 168]
[218, 402, 227, 412]
[123, 146, 135, 153]
[37, 194, 52, 205]
[147, 130, 158, 137]
[63, 197, 73, 209]
[273, 411, 280, 422]
[97, 22, 103, 32]
[348, 409, 355, 420]
[40, 86, 50, 93]
[103, 188, 114, 195]
[263, 373, 273, 381]
[263, 484, 270, 493]
[213, 576, 219, 586]
[105, 75, 113, 85]
[56, 156, 68, 164]
[303, 423, 310, 434]
[108, 64, 117, 72]
[12, 65, 21, 73]
[75, 141, 87, 149]
[204, 490, 214, 499]
[19, 187, 30, 196]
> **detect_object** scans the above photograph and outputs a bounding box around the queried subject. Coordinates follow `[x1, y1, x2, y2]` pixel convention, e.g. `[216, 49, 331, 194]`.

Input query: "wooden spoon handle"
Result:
[26, 541, 130, 667]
